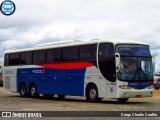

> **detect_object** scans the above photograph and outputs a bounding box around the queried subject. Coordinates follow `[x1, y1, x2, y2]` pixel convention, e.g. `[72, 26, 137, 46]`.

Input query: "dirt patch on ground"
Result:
[154, 90, 160, 97]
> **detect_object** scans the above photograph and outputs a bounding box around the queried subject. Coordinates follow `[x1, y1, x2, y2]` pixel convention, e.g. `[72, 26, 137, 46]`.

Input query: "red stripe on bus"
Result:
[136, 82, 138, 86]
[38, 62, 94, 69]
[148, 81, 154, 84]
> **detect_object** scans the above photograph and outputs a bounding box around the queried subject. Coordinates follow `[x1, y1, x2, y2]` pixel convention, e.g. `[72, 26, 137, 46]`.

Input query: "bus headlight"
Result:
[119, 85, 131, 89]
[148, 85, 154, 89]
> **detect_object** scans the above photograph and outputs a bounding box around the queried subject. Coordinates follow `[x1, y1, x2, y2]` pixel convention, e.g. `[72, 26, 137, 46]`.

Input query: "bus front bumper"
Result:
[116, 88, 154, 98]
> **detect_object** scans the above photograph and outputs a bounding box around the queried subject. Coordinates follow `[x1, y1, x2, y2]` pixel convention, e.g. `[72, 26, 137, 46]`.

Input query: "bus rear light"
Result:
[148, 85, 154, 89]
[119, 85, 131, 89]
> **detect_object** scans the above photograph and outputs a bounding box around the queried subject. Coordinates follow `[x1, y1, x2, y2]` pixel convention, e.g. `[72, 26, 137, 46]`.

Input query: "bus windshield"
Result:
[116, 44, 153, 81]
[118, 57, 153, 81]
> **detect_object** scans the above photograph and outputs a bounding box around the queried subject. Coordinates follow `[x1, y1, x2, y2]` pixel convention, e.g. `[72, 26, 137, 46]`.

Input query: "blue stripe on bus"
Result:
[17, 68, 86, 96]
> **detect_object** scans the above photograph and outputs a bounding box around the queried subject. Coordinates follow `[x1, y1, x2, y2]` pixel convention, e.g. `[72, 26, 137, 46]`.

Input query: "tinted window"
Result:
[98, 43, 116, 82]
[79, 44, 97, 61]
[20, 52, 32, 64]
[0, 66, 2, 76]
[62, 46, 78, 61]
[46, 48, 61, 63]
[9, 53, 20, 65]
[4, 54, 9, 66]
[33, 50, 46, 64]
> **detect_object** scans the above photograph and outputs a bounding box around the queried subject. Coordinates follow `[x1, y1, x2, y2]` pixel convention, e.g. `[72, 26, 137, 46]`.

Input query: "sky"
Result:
[0, 0, 160, 71]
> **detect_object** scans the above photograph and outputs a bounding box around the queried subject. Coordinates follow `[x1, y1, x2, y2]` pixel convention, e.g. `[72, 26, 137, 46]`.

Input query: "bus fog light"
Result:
[148, 85, 154, 89]
[119, 85, 131, 89]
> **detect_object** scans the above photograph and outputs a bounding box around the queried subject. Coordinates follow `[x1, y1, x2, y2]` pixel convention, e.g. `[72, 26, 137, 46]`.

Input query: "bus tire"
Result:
[19, 82, 27, 97]
[58, 95, 65, 99]
[117, 98, 129, 103]
[29, 83, 39, 98]
[86, 84, 101, 103]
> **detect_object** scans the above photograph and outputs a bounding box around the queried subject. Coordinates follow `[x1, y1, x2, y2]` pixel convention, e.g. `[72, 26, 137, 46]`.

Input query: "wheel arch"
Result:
[85, 82, 98, 96]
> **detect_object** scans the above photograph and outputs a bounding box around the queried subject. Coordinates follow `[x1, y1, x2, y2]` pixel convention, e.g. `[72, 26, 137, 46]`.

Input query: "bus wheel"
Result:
[86, 84, 101, 103]
[117, 98, 129, 103]
[19, 83, 27, 97]
[43, 94, 54, 98]
[30, 83, 39, 98]
[58, 95, 65, 99]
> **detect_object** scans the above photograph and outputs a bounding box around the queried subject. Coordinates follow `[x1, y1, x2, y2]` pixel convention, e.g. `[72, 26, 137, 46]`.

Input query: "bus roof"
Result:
[5, 39, 148, 54]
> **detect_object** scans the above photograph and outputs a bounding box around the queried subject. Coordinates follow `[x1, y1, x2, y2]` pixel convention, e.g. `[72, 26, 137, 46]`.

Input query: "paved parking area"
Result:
[0, 87, 160, 111]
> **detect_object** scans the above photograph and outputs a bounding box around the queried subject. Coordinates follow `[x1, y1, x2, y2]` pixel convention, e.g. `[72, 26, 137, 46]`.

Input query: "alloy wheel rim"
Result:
[21, 86, 25, 95]
[31, 87, 35, 96]
[90, 89, 97, 100]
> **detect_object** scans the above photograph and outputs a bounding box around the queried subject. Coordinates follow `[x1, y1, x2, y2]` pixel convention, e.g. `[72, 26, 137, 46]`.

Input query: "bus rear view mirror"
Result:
[115, 53, 120, 72]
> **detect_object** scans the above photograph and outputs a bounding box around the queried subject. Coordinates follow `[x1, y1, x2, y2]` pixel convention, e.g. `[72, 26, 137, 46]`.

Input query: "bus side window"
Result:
[33, 50, 46, 64]
[20, 53, 26, 64]
[4, 54, 9, 66]
[9, 53, 20, 65]
[46, 48, 61, 63]
[79, 44, 97, 61]
[20, 52, 32, 65]
[62, 46, 79, 62]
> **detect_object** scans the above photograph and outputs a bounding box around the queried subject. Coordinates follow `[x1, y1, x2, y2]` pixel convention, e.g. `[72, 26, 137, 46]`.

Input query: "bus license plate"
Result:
[135, 95, 142, 98]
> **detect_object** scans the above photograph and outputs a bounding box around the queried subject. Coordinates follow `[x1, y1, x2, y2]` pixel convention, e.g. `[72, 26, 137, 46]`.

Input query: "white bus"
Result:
[3, 39, 154, 103]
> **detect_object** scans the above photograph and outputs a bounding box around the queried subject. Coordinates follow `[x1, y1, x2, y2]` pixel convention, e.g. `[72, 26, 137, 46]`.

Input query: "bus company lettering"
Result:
[32, 69, 45, 74]
[128, 82, 149, 86]
[6, 70, 13, 75]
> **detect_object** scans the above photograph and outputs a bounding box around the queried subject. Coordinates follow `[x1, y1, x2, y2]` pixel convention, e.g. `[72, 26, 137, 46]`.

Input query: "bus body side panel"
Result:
[84, 66, 108, 98]
[17, 67, 86, 96]
[3, 67, 17, 92]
